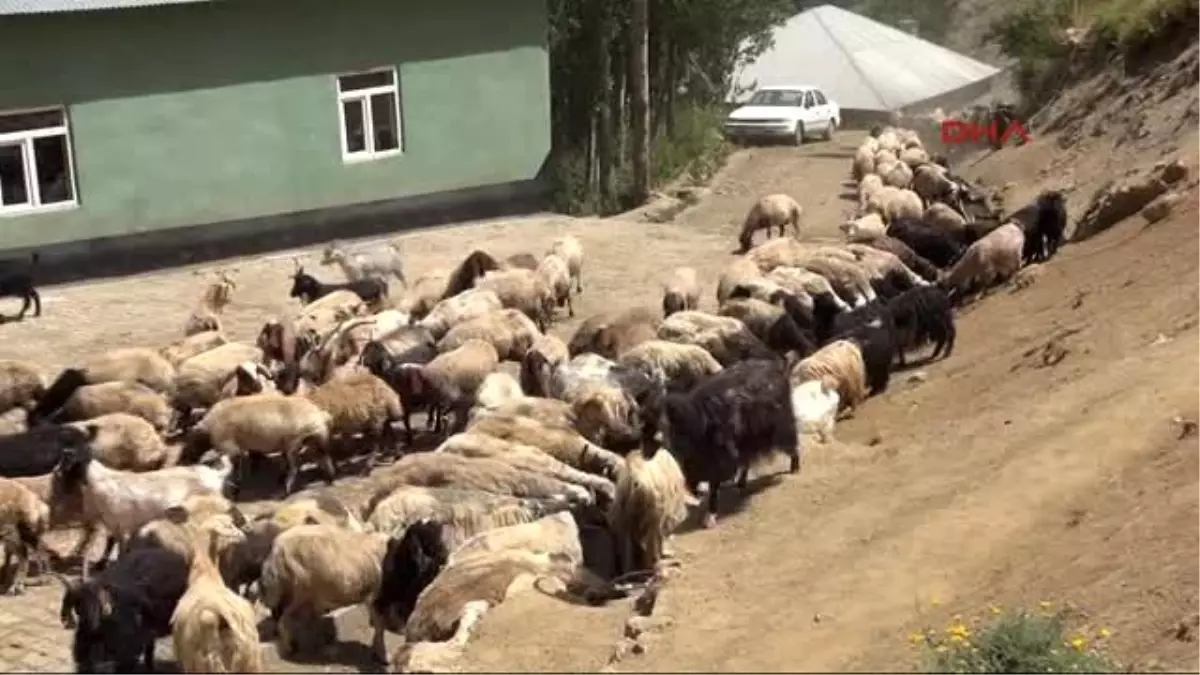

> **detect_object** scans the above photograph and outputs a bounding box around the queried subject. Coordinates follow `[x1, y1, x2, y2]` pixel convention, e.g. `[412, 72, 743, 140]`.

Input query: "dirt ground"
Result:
[1, 49, 1197, 674]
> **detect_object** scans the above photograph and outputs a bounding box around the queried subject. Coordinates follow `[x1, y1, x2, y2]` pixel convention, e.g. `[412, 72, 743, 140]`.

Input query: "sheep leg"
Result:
[735, 464, 751, 491]
[141, 639, 156, 673]
[567, 293, 575, 317]
[283, 451, 303, 496]
[89, 535, 119, 575]
[401, 403, 415, 445]
[369, 605, 390, 665]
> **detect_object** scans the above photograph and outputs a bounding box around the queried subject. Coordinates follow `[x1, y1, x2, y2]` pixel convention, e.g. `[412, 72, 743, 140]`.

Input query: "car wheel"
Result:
[824, 118, 837, 140]
[791, 122, 805, 146]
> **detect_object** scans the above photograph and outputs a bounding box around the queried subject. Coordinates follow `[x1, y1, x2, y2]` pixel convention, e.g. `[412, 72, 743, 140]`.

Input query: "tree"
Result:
[629, 0, 651, 203]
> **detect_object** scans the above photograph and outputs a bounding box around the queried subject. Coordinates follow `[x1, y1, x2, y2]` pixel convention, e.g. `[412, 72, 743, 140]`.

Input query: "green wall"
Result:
[0, 0, 551, 250]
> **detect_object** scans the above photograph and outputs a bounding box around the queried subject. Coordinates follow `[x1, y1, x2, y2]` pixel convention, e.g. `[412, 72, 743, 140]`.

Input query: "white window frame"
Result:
[0, 106, 80, 217]
[335, 67, 404, 164]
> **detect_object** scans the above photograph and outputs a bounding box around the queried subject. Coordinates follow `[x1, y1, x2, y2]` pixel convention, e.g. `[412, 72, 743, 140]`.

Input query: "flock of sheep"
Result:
[0, 123, 1071, 674]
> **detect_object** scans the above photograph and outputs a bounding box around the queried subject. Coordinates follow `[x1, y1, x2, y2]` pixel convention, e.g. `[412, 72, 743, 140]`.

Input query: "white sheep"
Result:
[448, 510, 583, 567]
[858, 173, 885, 211]
[839, 212, 888, 242]
[161, 331, 228, 368]
[715, 256, 765, 305]
[63, 413, 170, 472]
[616, 339, 723, 393]
[321, 239, 407, 284]
[549, 234, 585, 294]
[851, 144, 876, 181]
[417, 288, 504, 340]
[924, 201, 969, 234]
[436, 308, 540, 362]
[435, 432, 615, 505]
[173, 342, 265, 419]
[536, 253, 574, 319]
[880, 159, 914, 189]
[941, 222, 1026, 301]
[791, 377, 840, 443]
[864, 185, 923, 224]
[473, 372, 524, 412]
[657, 310, 775, 366]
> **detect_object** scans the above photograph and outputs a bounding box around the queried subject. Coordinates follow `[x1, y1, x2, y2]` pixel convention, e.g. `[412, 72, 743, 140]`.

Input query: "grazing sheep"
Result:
[183, 271, 236, 337]
[73, 347, 177, 395]
[435, 432, 615, 505]
[474, 268, 555, 332]
[840, 212, 888, 241]
[298, 372, 404, 470]
[437, 308, 540, 362]
[549, 235, 585, 293]
[792, 340, 868, 414]
[63, 413, 169, 472]
[358, 338, 442, 445]
[715, 257, 765, 305]
[858, 235, 942, 283]
[737, 194, 803, 253]
[173, 342, 265, 422]
[851, 144, 875, 181]
[886, 216, 967, 269]
[51, 437, 233, 576]
[127, 493, 247, 571]
[290, 263, 389, 306]
[519, 333, 568, 398]
[885, 285, 956, 365]
[470, 396, 576, 431]
[395, 273, 448, 320]
[717, 298, 816, 357]
[448, 510, 584, 568]
[170, 519, 264, 674]
[617, 340, 723, 393]
[765, 266, 850, 313]
[183, 393, 334, 496]
[27, 377, 175, 433]
[858, 173, 885, 211]
[0, 360, 44, 415]
[418, 288, 504, 340]
[473, 372, 524, 414]
[662, 267, 700, 318]
[845, 243, 928, 292]
[537, 253, 574, 319]
[412, 339, 500, 435]
[0, 476, 53, 594]
[911, 164, 957, 205]
[880, 160, 914, 189]
[373, 451, 593, 506]
[161, 331, 229, 368]
[866, 186, 925, 224]
[899, 145, 929, 168]
[657, 310, 776, 366]
[790, 377, 840, 443]
[607, 446, 694, 575]
[568, 307, 661, 360]
[939, 222, 1026, 302]
[364, 486, 570, 547]
[466, 413, 626, 481]
[798, 255, 877, 308]
[662, 358, 800, 528]
[321, 239, 408, 284]
[258, 523, 391, 659]
[924, 201, 969, 235]
[58, 547, 190, 673]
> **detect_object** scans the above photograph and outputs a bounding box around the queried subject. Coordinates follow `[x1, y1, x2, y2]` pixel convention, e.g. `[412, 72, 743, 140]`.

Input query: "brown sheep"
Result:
[737, 194, 803, 253]
[567, 307, 661, 360]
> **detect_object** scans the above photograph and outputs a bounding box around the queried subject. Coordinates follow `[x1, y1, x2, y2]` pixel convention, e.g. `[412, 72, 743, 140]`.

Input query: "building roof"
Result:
[0, 0, 214, 15]
[731, 4, 1000, 111]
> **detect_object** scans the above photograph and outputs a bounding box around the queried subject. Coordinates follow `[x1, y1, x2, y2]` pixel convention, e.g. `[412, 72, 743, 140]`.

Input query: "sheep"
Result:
[839, 212, 888, 241]
[519, 333, 568, 398]
[73, 347, 177, 395]
[51, 437, 233, 576]
[359, 338, 443, 444]
[568, 306, 661, 360]
[474, 268, 555, 331]
[0, 359, 44, 415]
[441, 250, 508, 300]
[161, 330, 229, 368]
[537, 253, 574, 319]
[858, 235, 942, 283]
[0, 476, 53, 594]
[765, 266, 850, 313]
[661, 358, 800, 528]
[448, 510, 584, 568]
[716, 298, 816, 357]
[831, 315, 897, 397]
[374, 448, 594, 506]
[469, 395, 577, 431]
[183, 271, 236, 337]
[845, 243, 929, 293]
[370, 521, 452, 665]
[607, 446, 694, 576]
[465, 413, 627, 481]
[410, 339, 500, 435]
[170, 518, 264, 674]
[437, 308, 540, 362]
[616, 340, 723, 393]
[661, 267, 700, 318]
[791, 340, 869, 414]
[886, 216, 967, 269]
[880, 160, 914, 189]
[57, 547, 191, 673]
[859, 135, 880, 153]
[744, 237, 857, 273]
[866, 186, 924, 224]
[321, 238, 407, 284]
[790, 377, 840, 443]
[657, 310, 776, 366]
[364, 486, 571, 547]
[395, 273, 448, 319]
[549, 234, 585, 293]
[183, 393, 334, 497]
[473, 372, 524, 412]
[939, 222, 1026, 303]
[299, 371, 404, 470]
[858, 173, 885, 211]
[911, 164, 957, 205]
[27, 377, 175, 433]
[418, 288, 504, 340]
[736, 194, 803, 253]
[851, 144, 875, 181]
[924, 201, 969, 235]
[127, 493, 247, 569]
[899, 145, 929, 168]
[716, 256, 765, 305]
[290, 262, 389, 306]
[1020, 190, 1068, 264]
[172, 342, 265, 422]
[62, 413, 169, 472]
[258, 523, 391, 659]
[435, 432, 615, 506]
[1, 422, 147, 479]
[886, 285, 956, 366]
[797, 255, 877, 308]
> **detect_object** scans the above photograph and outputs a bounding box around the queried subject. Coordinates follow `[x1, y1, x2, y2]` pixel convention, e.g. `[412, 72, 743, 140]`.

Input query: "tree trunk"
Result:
[611, 37, 627, 167]
[595, 8, 615, 208]
[630, 0, 651, 202]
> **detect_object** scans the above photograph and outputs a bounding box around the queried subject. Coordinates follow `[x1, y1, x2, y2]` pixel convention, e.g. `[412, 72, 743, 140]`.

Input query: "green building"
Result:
[0, 0, 551, 274]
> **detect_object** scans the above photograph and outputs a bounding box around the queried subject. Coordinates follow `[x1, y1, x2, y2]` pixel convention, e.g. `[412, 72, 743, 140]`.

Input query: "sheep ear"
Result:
[164, 505, 189, 524]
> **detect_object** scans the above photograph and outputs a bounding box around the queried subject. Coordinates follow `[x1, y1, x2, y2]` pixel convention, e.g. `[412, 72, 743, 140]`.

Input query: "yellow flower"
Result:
[1098, 627, 1113, 639]
[949, 634, 969, 644]
[1039, 600, 1053, 611]
[946, 622, 972, 640]
[909, 631, 926, 645]
[935, 645, 949, 654]
[930, 597, 942, 607]
[1068, 635, 1087, 651]
[990, 605, 1003, 615]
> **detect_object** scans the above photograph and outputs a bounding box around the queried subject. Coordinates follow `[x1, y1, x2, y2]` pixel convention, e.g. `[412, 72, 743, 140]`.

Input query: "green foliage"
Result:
[651, 106, 730, 187]
[1088, 0, 1199, 55]
[985, 0, 1074, 110]
[913, 608, 1122, 674]
[854, 0, 958, 44]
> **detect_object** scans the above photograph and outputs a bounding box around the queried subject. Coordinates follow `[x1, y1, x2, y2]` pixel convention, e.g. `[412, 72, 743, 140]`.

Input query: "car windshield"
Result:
[747, 89, 806, 106]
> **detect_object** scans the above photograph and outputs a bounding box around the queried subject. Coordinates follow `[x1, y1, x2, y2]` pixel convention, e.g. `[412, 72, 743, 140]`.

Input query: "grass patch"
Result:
[910, 603, 1123, 674]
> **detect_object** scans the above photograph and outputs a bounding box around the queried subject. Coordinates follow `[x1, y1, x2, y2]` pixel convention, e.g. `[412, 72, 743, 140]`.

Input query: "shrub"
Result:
[910, 603, 1122, 674]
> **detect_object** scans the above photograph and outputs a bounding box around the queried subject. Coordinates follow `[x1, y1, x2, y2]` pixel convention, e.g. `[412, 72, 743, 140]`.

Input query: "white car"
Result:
[723, 85, 841, 146]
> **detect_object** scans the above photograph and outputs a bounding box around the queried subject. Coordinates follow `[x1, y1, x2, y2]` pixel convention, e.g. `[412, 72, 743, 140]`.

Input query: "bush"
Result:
[910, 603, 1122, 674]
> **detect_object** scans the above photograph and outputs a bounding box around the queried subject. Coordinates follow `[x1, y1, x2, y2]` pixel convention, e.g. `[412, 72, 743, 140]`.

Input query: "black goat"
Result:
[0, 252, 42, 322]
[57, 547, 190, 673]
[370, 519, 451, 662]
[25, 368, 90, 428]
[0, 424, 92, 478]
[359, 339, 442, 445]
[1017, 190, 1068, 264]
[289, 264, 388, 305]
[661, 358, 799, 528]
[885, 286, 956, 366]
[887, 217, 967, 269]
[820, 298, 899, 395]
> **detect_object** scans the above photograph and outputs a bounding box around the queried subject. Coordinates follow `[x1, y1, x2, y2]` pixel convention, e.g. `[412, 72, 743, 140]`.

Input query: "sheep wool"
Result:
[0, 360, 44, 414]
[608, 446, 695, 575]
[792, 340, 868, 412]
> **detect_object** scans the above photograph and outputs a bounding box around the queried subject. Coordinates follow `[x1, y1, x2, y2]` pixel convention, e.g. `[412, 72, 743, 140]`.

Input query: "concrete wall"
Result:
[0, 0, 551, 252]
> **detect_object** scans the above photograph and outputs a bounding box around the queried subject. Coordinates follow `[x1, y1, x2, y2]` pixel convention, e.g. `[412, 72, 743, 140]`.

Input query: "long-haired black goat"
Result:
[0, 252, 41, 322]
[289, 261, 388, 305]
[661, 358, 799, 529]
[885, 285, 956, 366]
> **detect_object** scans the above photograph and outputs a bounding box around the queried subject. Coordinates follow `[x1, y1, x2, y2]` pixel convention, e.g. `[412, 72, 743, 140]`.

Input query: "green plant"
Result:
[651, 105, 731, 188]
[910, 604, 1122, 674]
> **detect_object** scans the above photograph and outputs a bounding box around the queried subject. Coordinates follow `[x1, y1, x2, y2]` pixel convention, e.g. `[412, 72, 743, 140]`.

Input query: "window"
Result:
[747, 89, 807, 107]
[336, 68, 403, 162]
[802, 91, 815, 108]
[813, 90, 827, 105]
[0, 107, 78, 215]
